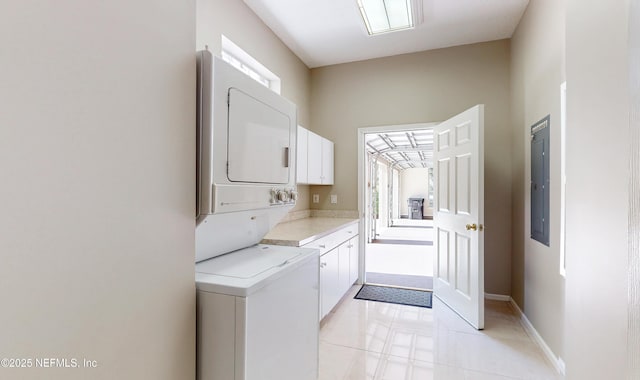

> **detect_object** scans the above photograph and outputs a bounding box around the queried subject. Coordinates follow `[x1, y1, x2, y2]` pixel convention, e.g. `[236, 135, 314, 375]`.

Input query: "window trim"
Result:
[560, 82, 567, 277]
[221, 35, 281, 94]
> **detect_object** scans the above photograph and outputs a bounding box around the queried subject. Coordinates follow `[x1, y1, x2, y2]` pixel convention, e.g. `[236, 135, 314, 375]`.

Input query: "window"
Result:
[560, 82, 567, 276]
[221, 35, 281, 93]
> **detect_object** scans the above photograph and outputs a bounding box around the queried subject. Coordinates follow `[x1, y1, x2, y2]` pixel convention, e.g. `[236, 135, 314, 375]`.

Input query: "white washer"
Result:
[196, 244, 319, 380]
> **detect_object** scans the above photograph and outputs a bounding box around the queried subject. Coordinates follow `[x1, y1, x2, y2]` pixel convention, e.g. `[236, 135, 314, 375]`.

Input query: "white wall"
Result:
[0, 1, 196, 379]
[510, 0, 566, 364]
[564, 0, 631, 378]
[399, 168, 431, 217]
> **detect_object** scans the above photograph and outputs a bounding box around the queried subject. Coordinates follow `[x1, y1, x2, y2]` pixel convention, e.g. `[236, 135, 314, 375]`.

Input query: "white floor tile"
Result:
[319, 342, 380, 380]
[374, 356, 466, 380]
[382, 326, 435, 363]
[433, 329, 559, 379]
[319, 286, 563, 380]
[321, 310, 392, 353]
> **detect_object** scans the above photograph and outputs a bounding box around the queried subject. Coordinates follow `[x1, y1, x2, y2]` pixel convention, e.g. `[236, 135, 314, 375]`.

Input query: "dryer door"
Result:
[227, 88, 291, 184]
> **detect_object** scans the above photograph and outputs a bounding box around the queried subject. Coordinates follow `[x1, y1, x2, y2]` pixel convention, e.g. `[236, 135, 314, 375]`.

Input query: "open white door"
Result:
[433, 105, 485, 330]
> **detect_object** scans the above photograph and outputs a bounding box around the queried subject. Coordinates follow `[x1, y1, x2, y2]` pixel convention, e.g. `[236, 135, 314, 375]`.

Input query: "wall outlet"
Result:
[313, 194, 319, 203]
[330, 194, 338, 204]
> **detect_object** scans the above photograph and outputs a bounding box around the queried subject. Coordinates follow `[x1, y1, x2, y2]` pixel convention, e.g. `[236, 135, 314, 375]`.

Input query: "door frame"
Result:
[357, 122, 438, 284]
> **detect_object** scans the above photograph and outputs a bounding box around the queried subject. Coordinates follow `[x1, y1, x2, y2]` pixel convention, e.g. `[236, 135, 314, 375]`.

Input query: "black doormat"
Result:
[354, 285, 433, 308]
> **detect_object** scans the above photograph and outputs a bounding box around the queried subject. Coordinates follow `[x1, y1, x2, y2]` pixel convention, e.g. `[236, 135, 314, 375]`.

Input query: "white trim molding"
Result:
[509, 298, 566, 376]
[357, 122, 438, 289]
[484, 293, 511, 301]
[628, 1, 640, 378]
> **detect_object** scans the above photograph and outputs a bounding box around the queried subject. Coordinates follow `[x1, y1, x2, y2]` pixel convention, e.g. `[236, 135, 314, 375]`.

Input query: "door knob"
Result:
[466, 223, 477, 231]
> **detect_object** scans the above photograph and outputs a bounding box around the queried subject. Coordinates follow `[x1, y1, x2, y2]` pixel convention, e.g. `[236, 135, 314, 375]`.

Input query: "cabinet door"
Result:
[296, 126, 308, 184]
[320, 248, 340, 319]
[349, 236, 359, 286]
[307, 131, 322, 184]
[321, 138, 334, 185]
[338, 241, 351, 295]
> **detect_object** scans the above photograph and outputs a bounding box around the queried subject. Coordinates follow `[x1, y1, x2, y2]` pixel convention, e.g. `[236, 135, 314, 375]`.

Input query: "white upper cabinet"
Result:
[307, 130, 322, 184]
[301, 128, 334, 185]
[296, 126, 308, 184]
[321, 138, 334, 185]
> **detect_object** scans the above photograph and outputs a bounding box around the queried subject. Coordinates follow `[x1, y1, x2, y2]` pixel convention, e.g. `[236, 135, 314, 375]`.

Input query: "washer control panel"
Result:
[270, 188, 298, 205]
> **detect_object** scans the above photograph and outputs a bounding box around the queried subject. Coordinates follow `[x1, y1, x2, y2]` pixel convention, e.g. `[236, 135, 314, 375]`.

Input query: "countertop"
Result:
[261, 217, 359, 247]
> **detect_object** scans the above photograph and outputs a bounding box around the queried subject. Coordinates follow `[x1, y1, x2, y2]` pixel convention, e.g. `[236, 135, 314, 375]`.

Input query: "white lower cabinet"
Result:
[310, 222, 360, 321]
[348, 236, 359, 286]
[338, 243, 351, 296]
[320, 248, 340, 319]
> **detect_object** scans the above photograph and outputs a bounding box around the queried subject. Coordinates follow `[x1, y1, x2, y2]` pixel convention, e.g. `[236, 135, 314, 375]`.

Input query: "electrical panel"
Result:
[531, 115, 550, 246]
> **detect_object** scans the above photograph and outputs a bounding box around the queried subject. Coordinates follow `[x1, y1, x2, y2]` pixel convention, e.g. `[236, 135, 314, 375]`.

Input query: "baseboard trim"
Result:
[509, 298, 566, 376]
[484, 293, 511, 301]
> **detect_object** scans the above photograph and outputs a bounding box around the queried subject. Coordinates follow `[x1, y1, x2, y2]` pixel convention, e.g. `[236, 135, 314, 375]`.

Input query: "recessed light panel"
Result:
[358, 0, 414, 35]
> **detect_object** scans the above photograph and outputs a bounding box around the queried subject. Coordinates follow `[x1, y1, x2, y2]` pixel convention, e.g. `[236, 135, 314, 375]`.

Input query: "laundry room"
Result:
[1, 1, 636, 380]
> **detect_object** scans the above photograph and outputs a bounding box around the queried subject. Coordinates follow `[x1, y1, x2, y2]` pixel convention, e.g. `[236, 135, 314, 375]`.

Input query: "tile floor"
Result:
[319, 286, 562, 380]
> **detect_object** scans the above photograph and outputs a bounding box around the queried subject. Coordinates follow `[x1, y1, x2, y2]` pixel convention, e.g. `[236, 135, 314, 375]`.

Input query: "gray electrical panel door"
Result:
[531, 116, 550, 246]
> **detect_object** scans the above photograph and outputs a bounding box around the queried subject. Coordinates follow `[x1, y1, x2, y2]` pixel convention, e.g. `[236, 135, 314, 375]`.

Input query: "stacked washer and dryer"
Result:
[195, 49, 319, 380]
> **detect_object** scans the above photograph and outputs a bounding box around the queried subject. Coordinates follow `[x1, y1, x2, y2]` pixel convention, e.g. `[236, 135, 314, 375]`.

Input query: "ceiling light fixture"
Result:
[357, 0, 421, 36]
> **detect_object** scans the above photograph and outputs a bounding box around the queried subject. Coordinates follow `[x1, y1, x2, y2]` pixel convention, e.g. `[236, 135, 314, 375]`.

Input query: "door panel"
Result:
[227, 88, 291, 184]
[455, 121, 472, 145]
[437, 229, 450, 284]
[455, 154, 471, 216]
[433, 105, 484, 330]
[437, 159, 450, 212]
[455, 233, 471, 298]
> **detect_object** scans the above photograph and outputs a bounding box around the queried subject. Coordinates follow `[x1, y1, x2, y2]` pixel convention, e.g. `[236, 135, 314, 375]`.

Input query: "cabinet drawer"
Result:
[332, 224, 357, 246]
[303, 223, 358, 255]
[304, 233, 340, 256]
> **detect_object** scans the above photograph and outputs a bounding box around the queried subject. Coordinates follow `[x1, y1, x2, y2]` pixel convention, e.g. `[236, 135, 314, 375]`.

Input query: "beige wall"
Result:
[310, 41, 513, 295]
[399, 168, 430, 217]
[196, 0, 312, 212]
[0, 1, 196, 379]
[564, 0, 630, 378]
[510, 0, 566, 364]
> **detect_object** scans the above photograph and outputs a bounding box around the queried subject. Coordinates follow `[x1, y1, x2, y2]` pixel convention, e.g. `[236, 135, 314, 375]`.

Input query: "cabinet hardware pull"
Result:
[284, 147, 289, 168]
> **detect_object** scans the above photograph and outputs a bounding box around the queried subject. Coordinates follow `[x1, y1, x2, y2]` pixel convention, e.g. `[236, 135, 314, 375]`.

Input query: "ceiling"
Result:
[365, 129, 433, 170]
[243, 0, 529, 68]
